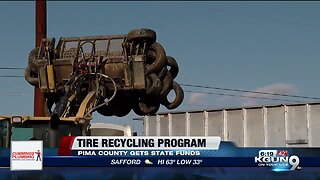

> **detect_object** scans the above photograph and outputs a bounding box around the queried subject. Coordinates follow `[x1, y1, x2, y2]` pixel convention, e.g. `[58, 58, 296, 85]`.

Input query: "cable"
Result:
[0, 75, 24, 78]
[0, 66, 25, 78]
[184, 90, 305, 103]
[0, 68, 317, 101]
[181, 83, 320, 100]
[84, 73, 117, 117]
[0, 67, 24, 70]
[0, 92, 32, 96]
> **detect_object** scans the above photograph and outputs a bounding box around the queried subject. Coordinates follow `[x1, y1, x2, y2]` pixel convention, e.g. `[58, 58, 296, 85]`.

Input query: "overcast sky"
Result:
[1, 2, 320, 134]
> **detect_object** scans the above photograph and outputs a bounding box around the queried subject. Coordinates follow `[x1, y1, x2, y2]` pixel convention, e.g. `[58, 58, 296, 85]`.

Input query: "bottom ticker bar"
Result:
[0, 157, 319, 167]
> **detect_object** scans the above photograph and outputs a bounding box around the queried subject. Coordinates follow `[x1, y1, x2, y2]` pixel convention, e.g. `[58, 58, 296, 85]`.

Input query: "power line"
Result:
[181, 83, 320, 100]
[0, 91, 32, 96]
[0, 93, 31, 96]
[0, 67, 24, 70]
[184, 90, 305, 103]
[0, 71, 318, 101]
[0, 75, 24, 78]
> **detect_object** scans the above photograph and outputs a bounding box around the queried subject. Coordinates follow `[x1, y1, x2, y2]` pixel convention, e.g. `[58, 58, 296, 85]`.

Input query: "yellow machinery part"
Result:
[46, 65, 55, 92]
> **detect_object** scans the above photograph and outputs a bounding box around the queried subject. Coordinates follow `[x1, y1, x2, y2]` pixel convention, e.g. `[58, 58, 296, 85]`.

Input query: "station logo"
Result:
[254, 150, 301, 171]
[11, 141, 43, 171]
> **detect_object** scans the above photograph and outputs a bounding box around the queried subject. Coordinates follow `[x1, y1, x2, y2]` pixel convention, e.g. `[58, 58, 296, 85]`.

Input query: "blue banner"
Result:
[0, 142, 319, 178]
[0, 156, 319, 167]
[0, 142, 320, 169]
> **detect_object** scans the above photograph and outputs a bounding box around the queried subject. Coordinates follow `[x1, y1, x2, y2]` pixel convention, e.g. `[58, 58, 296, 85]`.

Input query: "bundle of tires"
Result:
[128, 29, 184, 116]
[97, 29, 184, 117]
[25, 47, 40, 86]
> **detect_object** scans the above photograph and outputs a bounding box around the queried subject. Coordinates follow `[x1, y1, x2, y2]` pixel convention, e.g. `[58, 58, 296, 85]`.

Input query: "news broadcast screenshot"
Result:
[1, 1, 320, 179]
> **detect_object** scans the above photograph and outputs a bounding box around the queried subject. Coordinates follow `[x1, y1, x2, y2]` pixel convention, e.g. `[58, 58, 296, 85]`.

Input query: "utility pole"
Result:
[34, 0, 46, 116]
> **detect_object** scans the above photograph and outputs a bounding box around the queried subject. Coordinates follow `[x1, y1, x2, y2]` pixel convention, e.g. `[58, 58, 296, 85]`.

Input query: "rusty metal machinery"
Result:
[25, 29, 184, 118]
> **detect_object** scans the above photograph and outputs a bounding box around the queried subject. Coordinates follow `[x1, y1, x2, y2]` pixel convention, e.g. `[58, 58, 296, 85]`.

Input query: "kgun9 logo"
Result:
[255, 150, 300, 171]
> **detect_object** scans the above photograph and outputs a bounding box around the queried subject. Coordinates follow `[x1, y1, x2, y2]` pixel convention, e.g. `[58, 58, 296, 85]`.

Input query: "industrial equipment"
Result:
[0, 28, 184, 148]
[25, 29, 184, 118]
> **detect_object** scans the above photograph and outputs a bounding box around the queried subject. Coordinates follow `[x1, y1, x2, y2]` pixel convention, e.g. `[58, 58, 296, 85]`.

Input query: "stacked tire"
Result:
[25, 48, 40, 86]
[127, 29, 184, 116]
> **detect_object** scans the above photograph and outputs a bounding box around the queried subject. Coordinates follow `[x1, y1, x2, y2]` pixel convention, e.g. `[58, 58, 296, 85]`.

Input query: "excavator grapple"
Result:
[25, 29, 184, 118]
